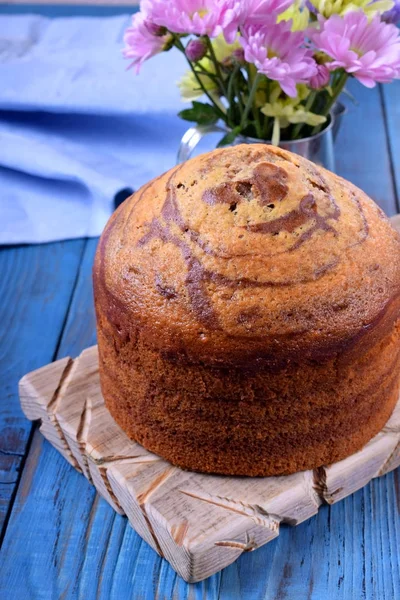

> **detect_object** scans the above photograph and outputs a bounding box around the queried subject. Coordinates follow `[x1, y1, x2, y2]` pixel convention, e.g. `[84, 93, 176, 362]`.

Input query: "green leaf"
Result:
[178, 101, 219, 125]
[217, 126, 241, 148]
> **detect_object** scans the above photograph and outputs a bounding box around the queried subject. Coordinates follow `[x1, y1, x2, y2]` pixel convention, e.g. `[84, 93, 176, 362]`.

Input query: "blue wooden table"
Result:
[0, 41, 399, 595]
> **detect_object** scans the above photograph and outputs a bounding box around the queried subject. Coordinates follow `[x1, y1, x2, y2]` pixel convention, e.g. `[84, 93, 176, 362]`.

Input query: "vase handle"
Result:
[177, 124, 226, 164]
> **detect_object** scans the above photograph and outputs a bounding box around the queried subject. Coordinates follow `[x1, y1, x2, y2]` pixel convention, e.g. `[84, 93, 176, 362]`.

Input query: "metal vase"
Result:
[177, 103, 346, 173]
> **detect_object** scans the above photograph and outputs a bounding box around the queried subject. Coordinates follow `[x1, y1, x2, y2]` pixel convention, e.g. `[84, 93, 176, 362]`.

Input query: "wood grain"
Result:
[17, 323, 400, 583]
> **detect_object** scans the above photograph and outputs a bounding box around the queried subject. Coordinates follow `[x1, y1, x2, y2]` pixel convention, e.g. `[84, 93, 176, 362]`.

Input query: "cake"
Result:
[93, 144, 400, 477]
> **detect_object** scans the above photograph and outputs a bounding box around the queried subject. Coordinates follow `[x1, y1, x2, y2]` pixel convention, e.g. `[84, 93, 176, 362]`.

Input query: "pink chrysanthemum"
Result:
[312, 12, 400, 87]
[220, 0, 293, 43]
[123, 13, 170, 73]
[240, 19, 318, 96]
[141, 0, 224, 36]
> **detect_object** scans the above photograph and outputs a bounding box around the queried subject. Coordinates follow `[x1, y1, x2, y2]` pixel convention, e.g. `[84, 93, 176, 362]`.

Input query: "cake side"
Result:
[95, 270, 400, 475]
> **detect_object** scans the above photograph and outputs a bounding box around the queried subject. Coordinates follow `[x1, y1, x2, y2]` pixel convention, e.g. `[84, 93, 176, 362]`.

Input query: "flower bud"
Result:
[232, 48, 245, 64]
[310, 64, 330, 89]
[144, 19, 167, 37]
[222, 48, 245, 69]
[185, 38, 207, 62]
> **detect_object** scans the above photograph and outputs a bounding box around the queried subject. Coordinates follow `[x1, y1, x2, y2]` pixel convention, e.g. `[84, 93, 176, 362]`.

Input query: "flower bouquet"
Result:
[123, 0, 400, 147]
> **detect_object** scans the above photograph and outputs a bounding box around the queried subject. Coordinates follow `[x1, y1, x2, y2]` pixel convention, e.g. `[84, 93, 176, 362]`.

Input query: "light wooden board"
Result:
[19, 344, 400, 583]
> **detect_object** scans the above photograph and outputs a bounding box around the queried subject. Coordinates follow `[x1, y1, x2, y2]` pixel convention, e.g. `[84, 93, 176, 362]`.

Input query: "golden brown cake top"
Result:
[95, 144, 400, 366]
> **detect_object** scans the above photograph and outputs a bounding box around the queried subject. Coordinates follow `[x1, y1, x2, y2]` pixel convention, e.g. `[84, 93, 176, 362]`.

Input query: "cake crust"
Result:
[94, 144, 400, 476]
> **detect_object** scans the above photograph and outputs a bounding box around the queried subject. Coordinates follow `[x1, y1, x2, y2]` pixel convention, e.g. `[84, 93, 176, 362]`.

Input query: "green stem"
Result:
[234, 72, 245, 114]
[195, 66, 219, 80]
[261, 77, 271, 139]
[206, 37, 227, 97]
[248, 67, 262, 138]
[174, 37, 226, 121]
[311, 70, 348, 135]
[226, 63, 240, 128]
[240, 73, 262, 131]
[254, 105, 262, 139]
[291, 90, 317, 140]
[233, 76, 245, 131]
[272, 117, 281, 146]
[247, 63, 257, 87]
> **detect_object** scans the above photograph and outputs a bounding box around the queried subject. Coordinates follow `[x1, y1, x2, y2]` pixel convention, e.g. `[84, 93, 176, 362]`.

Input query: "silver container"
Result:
[177, 103, 346, 173]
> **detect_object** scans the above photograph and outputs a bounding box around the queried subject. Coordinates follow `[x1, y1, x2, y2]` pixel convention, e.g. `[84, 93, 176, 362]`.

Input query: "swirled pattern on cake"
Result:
[94, 145, 400, 476]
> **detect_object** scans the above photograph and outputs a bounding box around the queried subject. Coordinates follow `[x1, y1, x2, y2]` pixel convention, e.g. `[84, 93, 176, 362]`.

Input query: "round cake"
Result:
[93, 144, 400, 476]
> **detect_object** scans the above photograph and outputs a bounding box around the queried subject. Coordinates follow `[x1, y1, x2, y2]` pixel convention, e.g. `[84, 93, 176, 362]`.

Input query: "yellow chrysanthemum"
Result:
[178, 62, 216, 100]
[211, 35, 241, 62]
[309, 0, 393, 18]
[261, 85, 326, 145]
[278, 1, 310, 31]
[177, 35, 240, 101]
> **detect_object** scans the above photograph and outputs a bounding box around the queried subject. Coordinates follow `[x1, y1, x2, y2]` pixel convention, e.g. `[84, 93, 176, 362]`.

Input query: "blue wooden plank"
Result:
[335, 79, 397, 216]
[0, 239, 86, 534]
[0, 434, 97, 599]
[0, 240, 100, 598]
[0, 453, 23, 533]
[381, 81, 400, 209]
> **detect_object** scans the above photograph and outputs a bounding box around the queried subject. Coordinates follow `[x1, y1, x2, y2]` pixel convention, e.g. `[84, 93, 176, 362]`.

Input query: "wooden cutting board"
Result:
[19, 343, 400, 583]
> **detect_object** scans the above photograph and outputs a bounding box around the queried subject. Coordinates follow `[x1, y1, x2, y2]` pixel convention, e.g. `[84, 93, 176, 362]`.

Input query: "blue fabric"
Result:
[0, 14, 189, 243]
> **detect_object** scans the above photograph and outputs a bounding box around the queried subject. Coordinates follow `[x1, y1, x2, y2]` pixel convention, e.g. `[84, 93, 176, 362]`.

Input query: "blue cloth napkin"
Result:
[0, 14, 189, 243]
